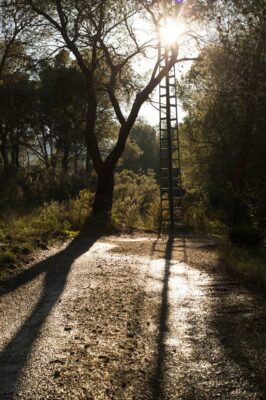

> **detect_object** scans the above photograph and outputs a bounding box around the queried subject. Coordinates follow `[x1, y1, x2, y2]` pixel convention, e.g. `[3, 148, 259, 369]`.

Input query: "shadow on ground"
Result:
[209, 279, 266, 396]
[151, 232, 174, 400]
[149, 233, 266, 400]
[0, 234, 99, 399]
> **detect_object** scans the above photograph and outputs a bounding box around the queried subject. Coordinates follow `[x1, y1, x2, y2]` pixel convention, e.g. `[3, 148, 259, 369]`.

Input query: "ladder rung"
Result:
[160, 94, 176, 98]
[160, 85, 176, 89]
[160, 117, 177, 121]
[160, 104, 176, 108]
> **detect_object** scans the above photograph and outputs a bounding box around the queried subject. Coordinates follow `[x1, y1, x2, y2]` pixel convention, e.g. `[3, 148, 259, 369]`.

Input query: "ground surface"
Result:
[0, 233, 265, 400]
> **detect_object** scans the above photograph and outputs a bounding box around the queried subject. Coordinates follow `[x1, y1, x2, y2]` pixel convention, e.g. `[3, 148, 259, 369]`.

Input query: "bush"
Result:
[0, 250, 17, 267]
[0, 172, 159, 279]
[219, 239, 266, 290]
[228, 224, 264, 248]
[112, 169, 160, 230]
[0, 189, 94, 279]
[181, 190, 226, 234]
[67, 189, 94, 229]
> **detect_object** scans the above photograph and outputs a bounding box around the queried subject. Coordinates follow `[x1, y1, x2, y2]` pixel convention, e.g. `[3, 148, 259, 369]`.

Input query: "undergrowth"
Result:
[112, 169, 160, 230]
[181, 191, 226, 235]
[0, 170, 160, 279]
[181, 191, 266, 290]
[219, 239, 266, 290]
[0, 189, 93, 280]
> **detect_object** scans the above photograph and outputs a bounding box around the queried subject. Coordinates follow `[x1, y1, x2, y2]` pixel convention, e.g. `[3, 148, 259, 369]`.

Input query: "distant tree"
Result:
[121, 121, 159, 174]
[0, 72, 36, 172]
[37, 52, 87, 173]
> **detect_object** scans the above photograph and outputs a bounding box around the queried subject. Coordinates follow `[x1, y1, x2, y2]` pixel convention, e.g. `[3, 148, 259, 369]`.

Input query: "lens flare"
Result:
[159, 17, 186, 46]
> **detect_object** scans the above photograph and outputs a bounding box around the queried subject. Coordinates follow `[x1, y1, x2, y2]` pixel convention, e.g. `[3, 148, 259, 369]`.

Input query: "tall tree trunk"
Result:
[93, 168, 114, 225]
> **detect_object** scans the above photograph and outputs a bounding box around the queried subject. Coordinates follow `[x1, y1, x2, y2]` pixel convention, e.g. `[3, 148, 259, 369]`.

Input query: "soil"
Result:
[0, 233, 265, 399]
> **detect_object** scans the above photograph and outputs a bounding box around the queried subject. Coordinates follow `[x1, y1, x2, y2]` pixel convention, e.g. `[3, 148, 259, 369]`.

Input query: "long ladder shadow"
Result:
[152, 232, 174, 399]
[0, 234, 99, 399]
[152, 232, 188, 399]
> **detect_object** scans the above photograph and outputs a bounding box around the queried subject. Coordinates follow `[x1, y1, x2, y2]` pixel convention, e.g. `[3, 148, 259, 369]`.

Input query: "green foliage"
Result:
[219, 239, 266, 290]
[181, 190, 226, 234]
[112, 170, 160, 230]
[179, 3, 266, 245]
[0, 250, 17, 267]
[0, 174, 160, 279]
[0, 190, 94, 279]
[67, 189, 94, 229]
[228, 225, 264, 248]
[120, 121, 159, 175]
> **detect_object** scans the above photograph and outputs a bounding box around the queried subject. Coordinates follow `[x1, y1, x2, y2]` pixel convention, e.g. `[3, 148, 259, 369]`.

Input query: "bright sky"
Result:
[131, 3, 199, 126]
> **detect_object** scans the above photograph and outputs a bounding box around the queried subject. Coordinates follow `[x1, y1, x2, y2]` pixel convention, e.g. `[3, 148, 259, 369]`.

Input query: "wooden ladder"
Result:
[159, 48, 183, 228]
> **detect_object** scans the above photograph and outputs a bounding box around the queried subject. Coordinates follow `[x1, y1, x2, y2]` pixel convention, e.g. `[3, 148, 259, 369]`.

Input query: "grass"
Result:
[0, 171, 160, 280]
[0, 189, 93, 280]
[219, 239, 266, 290]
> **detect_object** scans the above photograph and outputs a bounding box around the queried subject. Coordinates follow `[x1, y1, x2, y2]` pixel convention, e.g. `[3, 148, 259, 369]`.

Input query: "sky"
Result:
[131, 4, 198, 127]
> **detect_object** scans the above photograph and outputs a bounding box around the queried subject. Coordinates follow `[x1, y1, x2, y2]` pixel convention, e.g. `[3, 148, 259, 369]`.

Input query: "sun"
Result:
[159, 17, 187, 47]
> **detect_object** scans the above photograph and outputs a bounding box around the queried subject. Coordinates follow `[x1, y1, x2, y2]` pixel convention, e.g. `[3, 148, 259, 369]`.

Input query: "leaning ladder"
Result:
[159, 47, 182, 229]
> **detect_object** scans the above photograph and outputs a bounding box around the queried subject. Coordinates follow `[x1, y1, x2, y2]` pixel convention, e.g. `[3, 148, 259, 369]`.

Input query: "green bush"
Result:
[228, 224, 264, 248]
[0, 189, 94, 278]
[67, 189, 94, 229]
[0, 173, 160, 278]
[112, 169, 160, 230]
[181, 190, 226, 234]
[0, 250, 17, 267]
[219, 239, 266, 290]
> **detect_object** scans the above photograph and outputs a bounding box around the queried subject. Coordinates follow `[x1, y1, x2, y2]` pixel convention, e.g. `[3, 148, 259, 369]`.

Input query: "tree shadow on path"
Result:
[209, 279, 266, 397]
[0, 234, 99, 399]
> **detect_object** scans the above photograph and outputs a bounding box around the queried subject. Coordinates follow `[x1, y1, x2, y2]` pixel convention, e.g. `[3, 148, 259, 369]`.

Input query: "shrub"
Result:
[219, 239, 266, 290]
[0, 189, 94, 278]
[228, 224, 264, 248]
[181, 190, 226, 234]
[112, 169, 160, 230]
[0, 250, 17, 267]
[67, 189, 94, 229]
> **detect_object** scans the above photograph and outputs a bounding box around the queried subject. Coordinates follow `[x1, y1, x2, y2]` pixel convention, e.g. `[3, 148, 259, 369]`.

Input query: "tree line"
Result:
[180, 0, 266, 245]
[0, 0, 265, 244]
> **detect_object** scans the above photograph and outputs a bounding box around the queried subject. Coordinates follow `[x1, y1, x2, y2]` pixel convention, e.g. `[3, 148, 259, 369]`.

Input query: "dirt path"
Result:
[0, 234, 265, 400]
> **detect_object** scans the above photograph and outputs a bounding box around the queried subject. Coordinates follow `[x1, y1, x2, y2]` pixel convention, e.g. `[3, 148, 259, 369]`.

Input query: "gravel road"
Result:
[0, 233, 265, 400]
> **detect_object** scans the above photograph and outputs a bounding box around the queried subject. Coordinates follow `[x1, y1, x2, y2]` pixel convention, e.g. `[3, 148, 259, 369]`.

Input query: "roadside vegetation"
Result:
[177, 1, 266, 289]
[0, 170, 159, 279]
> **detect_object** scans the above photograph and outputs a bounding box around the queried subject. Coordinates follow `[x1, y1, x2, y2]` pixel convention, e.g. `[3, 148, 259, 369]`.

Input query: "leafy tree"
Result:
[22, 0, 191, 223]
[121, 121, 159, 174]
[0, 72, 37, 172]
[180, 0, 266, 243]
[0, 0, 34, 80]
[37, 52, 87, 173]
